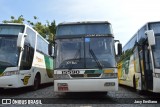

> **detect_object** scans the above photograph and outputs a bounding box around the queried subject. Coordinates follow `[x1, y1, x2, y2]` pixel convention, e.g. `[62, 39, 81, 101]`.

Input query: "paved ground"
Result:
[0, 84, 160, 107]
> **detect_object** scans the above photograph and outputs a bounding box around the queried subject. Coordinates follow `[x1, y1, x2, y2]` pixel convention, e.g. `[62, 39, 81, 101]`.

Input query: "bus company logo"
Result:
[36, 57, 43, 62]
[2, 99, 11, 104]
[84, 74, 88, 77]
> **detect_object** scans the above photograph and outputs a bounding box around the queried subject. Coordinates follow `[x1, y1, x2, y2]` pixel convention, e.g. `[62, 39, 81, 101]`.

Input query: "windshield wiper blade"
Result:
[89, 49, 103, 69]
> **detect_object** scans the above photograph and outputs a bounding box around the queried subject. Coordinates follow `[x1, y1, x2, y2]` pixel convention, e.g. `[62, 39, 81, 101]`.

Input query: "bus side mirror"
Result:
[48, 43, 53, 56]
[17, 33, 26, 48]
[145, 30, 155, 46]
[117, 43, 122, 55]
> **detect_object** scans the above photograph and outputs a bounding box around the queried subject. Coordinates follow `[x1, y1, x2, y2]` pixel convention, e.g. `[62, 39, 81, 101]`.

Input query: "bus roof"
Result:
[123, 21, 160, 49]
[58, 21, 111, 26]
[0, 23, 33, 28]
[0, 23, 24, 25]
[0, 23, 50, 44]
[0, 23, 33, 30]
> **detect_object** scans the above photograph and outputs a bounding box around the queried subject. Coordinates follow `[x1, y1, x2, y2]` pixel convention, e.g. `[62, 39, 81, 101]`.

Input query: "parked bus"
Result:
[118, 21, 160, 93]
[0, 23, 54, 90]
[54, 21, 121, 93]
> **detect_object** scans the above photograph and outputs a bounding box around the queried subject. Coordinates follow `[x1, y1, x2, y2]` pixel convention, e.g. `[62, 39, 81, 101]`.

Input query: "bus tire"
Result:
[31, 73, 41, 91]
[133, 76, 143, 94]
[133, 76, 136, 91]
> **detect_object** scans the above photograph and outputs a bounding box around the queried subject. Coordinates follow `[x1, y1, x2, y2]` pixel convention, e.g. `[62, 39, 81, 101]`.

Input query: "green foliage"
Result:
[2, 15, 56, 43]
[3, 15, 24, 23]
[47, 20, 56, 42]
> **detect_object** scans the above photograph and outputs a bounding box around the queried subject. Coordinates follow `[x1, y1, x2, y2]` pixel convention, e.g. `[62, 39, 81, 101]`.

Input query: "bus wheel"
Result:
[133, 76, 136, 91]
[31, 74, 40, 91]
[133, 76, 143, 94]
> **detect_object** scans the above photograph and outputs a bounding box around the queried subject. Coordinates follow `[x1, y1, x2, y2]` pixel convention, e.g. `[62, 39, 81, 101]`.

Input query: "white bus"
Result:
[54, 21, 121, 93]
[118, 21, 160, 93]
[0, 23, 54, 90]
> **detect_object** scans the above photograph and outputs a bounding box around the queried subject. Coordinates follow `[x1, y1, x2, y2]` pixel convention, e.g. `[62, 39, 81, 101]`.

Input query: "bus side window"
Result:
[20, 45, 34, 70]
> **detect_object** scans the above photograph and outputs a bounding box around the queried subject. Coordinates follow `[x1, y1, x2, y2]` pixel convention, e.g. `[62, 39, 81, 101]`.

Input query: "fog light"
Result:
[104, 82, 115, 86]
[101, 73, 117, 78]
[155, 73, 160, 78]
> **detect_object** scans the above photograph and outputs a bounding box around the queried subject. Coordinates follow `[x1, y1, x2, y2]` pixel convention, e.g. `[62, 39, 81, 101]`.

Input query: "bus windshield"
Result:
[85, 37, 115, 68]
[0, 36, 18, 67]
[56, 38, 84, 69]
[0, 25, 24, 35]
[152, 35, 160, 68]
[55, 37, 116, 69]
[0, 25, 24, 67]
[56, 23, 112, 36]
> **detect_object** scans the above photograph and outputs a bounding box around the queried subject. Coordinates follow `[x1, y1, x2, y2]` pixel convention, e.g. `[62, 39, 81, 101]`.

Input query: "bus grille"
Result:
[70, 74, 101, 78]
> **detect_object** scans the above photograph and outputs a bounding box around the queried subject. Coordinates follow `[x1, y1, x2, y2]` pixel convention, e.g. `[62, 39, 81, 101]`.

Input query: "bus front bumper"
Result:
[54, 79, 118, 92]
[0, 75, 20, 88]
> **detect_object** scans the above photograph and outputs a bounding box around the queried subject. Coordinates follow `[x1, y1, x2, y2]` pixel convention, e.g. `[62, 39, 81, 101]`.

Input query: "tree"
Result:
[2, 15, 56, 43]
[47, 20, 56, 42]
[3, 15, 24, 23]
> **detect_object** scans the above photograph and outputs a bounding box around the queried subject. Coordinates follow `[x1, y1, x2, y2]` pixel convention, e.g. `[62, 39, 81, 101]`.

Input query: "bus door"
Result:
[133, 46, 142, 90]
[142, 43, 153, 90]
[19, 43, 34, 86]
[138, 48, 146, 90]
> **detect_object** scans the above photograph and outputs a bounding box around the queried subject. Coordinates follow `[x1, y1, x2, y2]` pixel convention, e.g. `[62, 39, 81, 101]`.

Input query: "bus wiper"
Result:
[89, 49, 103, 69]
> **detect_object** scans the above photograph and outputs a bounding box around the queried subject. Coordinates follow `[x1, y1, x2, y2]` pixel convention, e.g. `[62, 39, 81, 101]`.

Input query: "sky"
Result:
[0, 0, 160, 46]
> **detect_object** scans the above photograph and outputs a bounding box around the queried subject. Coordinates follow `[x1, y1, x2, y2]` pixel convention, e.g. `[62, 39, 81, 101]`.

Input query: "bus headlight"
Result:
[54, 74, 70, 80]
[101, 73, 117, 78]
[155, 73, 160, 78]
[3, 71, 19, 76]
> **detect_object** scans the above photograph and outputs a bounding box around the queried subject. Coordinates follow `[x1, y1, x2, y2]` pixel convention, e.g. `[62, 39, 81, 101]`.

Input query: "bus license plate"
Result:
[58, 86, 68, 91]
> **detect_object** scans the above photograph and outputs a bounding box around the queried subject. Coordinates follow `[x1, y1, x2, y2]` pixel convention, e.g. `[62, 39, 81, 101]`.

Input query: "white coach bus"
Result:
[0, 23, 54, 90]
[118, 21, 160, 93]
[54, 21, 121, 93]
